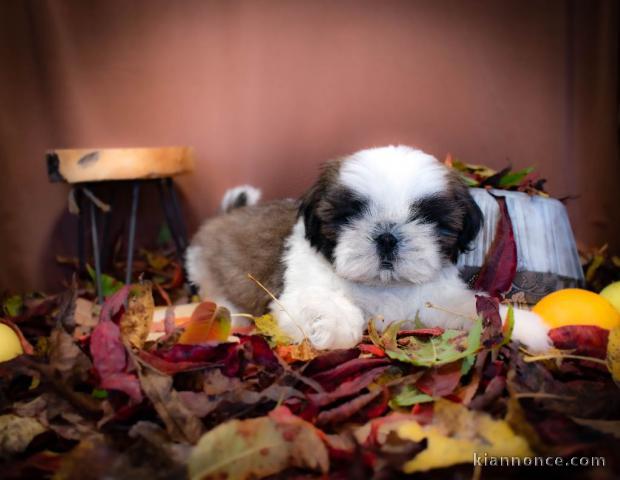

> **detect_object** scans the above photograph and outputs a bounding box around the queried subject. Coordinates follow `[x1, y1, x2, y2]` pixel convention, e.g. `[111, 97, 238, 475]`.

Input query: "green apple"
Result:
[600, 281, 620, 314]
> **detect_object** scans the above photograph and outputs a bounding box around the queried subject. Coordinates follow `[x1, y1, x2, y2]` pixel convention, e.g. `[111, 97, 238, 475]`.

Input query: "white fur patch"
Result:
[220, 185, 262, 213]
[339, 145, 449, 208]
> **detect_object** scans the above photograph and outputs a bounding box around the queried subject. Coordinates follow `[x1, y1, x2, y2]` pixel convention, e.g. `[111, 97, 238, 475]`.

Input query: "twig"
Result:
[520, 349, 608, 366]
[514, 392, 575, 401]
[247, 273, 308, 340]
[425, 302, 477, 322]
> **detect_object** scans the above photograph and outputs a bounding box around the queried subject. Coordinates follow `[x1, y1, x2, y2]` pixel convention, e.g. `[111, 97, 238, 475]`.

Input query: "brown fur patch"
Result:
[189, 200, 298, 315]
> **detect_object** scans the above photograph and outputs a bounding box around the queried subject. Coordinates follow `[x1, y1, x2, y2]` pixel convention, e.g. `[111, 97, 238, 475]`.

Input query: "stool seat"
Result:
[47, 147, 194, 183]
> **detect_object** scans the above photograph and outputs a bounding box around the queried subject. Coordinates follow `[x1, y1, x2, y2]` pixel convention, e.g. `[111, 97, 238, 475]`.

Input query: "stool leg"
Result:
[99, 186, 115, 272]
[90, 199, 103, 303]
[158, 178, 185, 258]
[125, 182, 141, 286]
[166, 178, 189, 251]
[77, 187, 86, 276]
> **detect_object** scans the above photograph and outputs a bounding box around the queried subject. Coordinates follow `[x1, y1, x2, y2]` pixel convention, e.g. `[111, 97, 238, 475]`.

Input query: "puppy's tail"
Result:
[220, 185, 262, 213]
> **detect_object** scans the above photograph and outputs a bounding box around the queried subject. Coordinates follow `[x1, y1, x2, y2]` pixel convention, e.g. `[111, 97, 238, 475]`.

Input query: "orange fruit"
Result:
[533, 288, 620, 330]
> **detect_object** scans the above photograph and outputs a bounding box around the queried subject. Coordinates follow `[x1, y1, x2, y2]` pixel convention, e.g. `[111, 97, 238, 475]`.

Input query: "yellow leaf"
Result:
[275, 339, 318, 362]
[188, 407, 328, 480]
[120, 283, 154, 349]
[607, 326, 620, 385]
[397, 400, 532, 473]
[254, 314, 292, 346]
[0, 414, 46, 456]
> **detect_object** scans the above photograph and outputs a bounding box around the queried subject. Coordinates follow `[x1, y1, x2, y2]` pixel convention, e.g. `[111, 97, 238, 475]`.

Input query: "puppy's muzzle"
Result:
[375, 232, 398, 269]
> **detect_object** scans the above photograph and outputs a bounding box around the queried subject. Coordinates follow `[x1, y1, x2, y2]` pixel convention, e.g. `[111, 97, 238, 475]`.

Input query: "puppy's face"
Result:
[299, 146, 482, 285]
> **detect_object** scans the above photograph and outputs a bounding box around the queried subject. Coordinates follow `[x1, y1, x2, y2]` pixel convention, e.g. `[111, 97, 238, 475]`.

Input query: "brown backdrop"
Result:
[0, 0, 618, 292]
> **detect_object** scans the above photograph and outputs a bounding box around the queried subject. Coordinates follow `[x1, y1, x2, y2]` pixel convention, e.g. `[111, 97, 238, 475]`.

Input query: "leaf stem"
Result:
[522, 353, 607, 366]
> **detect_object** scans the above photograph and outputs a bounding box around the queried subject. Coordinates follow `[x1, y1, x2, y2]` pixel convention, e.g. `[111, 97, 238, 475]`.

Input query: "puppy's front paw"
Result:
[273, 289, 365, 350]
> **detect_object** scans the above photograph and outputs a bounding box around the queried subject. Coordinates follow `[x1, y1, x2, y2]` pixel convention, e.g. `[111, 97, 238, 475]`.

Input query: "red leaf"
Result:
[411, 402, 434, 425]
[316, 388, 384, 426]
[363, 387, 390, 419]
[100, 372, 143, 403]
[311, 358, 391, 391]
[90, 288, 142, 403]
[100, 285, 130, 323]
[475, 295, 503, 348]
[474, 195, 517, 297]
[90, 320, 128, 375]
[155, 343, 232, 363]
[138, 350, 213, 375]
[549, 325, 609, 359]
[308, 366, 389, 407]
[304, 348, 360, 376]
[358, 344, 386, 357]
[416, 361, 463, 397]
[397, 327, 445, 338]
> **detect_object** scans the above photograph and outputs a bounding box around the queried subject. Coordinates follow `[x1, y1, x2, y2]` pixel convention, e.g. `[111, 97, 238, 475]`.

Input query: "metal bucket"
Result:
[458, 188, 584, 304]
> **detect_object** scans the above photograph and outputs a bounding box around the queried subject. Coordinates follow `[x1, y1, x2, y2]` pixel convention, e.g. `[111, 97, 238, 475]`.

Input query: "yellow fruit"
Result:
[600, 281, 620, 314]
[533, 288, 620, 330]
[0, 323, 24, 362]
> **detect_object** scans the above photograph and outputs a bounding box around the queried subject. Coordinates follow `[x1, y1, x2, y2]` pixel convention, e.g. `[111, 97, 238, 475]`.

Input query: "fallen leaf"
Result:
[74, 298, 97, 328]
[415, 361, 463, 397]
[303, 348, 360, 376]
[550, 325, 609, 359]
[389, 386, 434, 409]
[316, 388, 385, 426]
[397, 399, 532, 472]
[370, 318, 482, 368]
[607, 326, 620, 385]
[188, 406, 328, 480]
[498, 167, 534, 188]
[308, 366, 389, 407]
[476, 295, 503, 348]
[2, 294, 23, 317]
[48, 324, 92, 380]
[137, 363, 204, 443]
[358, 344, 387, 357]
[254, 314, 292, 346]
[0, 414, 46, 457]
[311, 357, 391, 391]
[474, 194, 517, 297]
[120, 283, 155, 349]
[275, 339, 318, 362]
[90, 287, 142, 403]
[178, 301, 231, 344]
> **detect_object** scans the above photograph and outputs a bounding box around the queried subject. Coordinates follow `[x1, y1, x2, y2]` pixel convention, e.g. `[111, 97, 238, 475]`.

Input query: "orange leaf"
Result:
[177, 301, 231, 344]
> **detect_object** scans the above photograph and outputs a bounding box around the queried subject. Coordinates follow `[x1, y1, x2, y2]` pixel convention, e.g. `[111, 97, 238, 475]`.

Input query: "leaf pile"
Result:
[444, 154, 548, 196]
[580, 244, 620, 293]
[1, 283, 619, 479]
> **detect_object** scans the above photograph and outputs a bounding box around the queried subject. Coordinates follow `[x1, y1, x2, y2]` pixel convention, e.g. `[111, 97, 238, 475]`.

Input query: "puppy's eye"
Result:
[324, 190, 367, 226]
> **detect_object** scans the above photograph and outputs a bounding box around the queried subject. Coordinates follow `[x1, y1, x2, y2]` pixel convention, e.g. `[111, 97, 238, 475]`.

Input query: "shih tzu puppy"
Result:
[186, 146, 551, 352]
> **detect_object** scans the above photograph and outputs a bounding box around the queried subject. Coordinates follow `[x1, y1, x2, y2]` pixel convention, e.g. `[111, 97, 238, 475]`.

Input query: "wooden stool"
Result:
[47, 147, 195, 302]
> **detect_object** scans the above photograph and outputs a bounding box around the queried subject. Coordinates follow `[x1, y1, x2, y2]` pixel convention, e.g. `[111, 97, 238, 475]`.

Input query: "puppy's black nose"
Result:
[375, 232, 399, 258]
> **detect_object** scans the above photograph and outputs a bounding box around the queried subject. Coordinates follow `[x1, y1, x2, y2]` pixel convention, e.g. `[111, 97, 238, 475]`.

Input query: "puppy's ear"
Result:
[298, 159, 342, 258]
[452, 176, 483, 255]
[298, 181, 324, 250]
